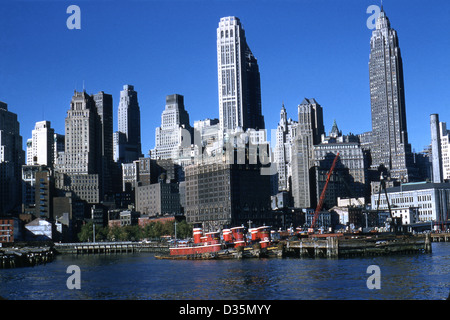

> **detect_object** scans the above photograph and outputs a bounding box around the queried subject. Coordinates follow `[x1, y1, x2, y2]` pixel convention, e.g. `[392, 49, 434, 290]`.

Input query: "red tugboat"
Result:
[165, 225, 282, 259]
[169, 227, 222, 257]
[222, 228, 233, 244]
[258, 226, 271, 249]
[230, 226, 246, 248]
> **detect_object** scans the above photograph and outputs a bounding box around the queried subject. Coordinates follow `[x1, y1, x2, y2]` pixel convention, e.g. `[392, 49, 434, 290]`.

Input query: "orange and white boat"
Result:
[169, 228, 222, 256]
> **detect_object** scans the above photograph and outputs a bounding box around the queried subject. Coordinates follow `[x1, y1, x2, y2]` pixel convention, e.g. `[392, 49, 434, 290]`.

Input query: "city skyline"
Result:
[1, 0, 449, 156]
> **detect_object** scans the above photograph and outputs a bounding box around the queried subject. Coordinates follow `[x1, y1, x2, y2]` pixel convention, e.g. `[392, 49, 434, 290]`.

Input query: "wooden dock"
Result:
[284, 233, 432, 258]
[53, 241, 170, 255]
[0, 247, 55, 269]
[430, 233, 450, 242]
[53, 233, 436, 259]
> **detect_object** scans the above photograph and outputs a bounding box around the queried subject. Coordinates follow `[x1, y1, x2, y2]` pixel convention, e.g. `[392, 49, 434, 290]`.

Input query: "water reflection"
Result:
[0, 243, 448, 300]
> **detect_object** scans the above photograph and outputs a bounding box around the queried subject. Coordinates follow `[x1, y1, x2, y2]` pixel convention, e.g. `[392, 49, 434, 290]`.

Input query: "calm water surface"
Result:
[0, 243, 448, 300]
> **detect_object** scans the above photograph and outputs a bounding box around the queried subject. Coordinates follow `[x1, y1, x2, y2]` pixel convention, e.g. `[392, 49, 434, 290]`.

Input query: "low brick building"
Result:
[0, 218, 14, 243]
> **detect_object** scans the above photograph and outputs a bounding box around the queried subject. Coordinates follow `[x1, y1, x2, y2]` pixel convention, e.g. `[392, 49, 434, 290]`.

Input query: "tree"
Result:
[108, 225, 123, 241]
[175, 220, 193, 239]
[124, 225, 143, 241]
[78, 222, 111, 242]
[96, 226, 109, 241]
[143, 221, 164, 238]
[78, 221, 93, 242]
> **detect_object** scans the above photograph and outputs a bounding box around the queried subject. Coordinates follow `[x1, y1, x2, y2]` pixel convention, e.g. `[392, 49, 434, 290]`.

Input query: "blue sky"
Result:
[1, 0, 449, 155]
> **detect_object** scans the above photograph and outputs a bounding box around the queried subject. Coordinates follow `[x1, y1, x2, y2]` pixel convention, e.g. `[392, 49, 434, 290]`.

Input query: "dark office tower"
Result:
[0, 101, 25, 215]
[93, 92, 114, 196]
[368, 7, 415, 181]
[184, 160, 273, 232]
[117, 85, 142, 163]
[35, 169, 54, 220]
[217, 16, 265, 132]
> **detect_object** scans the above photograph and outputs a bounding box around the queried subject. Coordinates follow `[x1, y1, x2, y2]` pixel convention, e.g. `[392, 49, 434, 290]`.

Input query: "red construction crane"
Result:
[309, 152, 340, 233]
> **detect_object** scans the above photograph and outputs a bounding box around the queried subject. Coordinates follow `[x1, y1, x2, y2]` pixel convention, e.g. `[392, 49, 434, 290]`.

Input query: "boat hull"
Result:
[169, 243, 222, 256]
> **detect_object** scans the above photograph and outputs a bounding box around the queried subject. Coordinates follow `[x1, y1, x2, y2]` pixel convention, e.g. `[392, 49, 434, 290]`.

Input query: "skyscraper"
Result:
[274, 104, 298, 192]
[93, 91, 114, 195]
[26, 121, 55, 167]
[55, 91, 106, 203]
[217, 16, 264, 133]
[430, 114, 450, 183]
[368, 7, 415, 181]
[151, 94, 193, 161]
[116, 85, 142, 163]
[291, 98, 325, 208]
[58, 91, 99, 174]
[430, 114, 443, 183]
[0, 101, 25, 214]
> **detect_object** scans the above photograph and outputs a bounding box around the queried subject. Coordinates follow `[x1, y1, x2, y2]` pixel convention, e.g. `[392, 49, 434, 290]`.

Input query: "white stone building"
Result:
[371, 182, 450, 224]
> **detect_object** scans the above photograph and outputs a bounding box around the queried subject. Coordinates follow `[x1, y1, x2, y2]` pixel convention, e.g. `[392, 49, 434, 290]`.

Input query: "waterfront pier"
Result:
[53, 241, 170, 255]
[430, 233, 450, 242]
[284, 233, 432, 258]
[0, 247, 54, 269]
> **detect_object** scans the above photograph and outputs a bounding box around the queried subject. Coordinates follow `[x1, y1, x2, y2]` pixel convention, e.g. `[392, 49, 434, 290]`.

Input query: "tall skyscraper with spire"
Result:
[217, 16, 264, 133]
[274, 104, 298, 192]
[368, 7, 416, 181]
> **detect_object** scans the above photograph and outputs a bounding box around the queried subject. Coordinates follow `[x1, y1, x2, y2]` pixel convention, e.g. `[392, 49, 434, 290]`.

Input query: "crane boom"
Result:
[310, 152, 340, 231]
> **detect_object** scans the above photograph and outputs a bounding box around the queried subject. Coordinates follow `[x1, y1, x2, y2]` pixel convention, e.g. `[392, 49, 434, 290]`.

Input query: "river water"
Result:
[0, 243, 448, 301]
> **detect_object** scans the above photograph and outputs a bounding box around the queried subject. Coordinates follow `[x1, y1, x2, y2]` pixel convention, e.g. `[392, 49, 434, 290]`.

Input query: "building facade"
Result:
[56, 91, 99, 174]
[0, 218, 14, 243]
[122, 160, 139, 192]
[193, 118, 221, 159]
[430, 114, 450, 183]
[35, 169, 54, 220]
[115, 85, 142, 163]
[274, 104, 298, 192]
[0, 101, 25, 215]
[26, 121, 55, 167]
[184, 157, 273, 232]
[135, 180, 181, 216]
[217, 16, 264, 133]
[368, 8, 416, 181]
[313, 121, 369, 209]
[151, 94, 193, 162]
[371, 182, 450, 225]
[290, 98, 325, 208]
[55, 91, 104, 203]
[93, 91, 114, 196]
